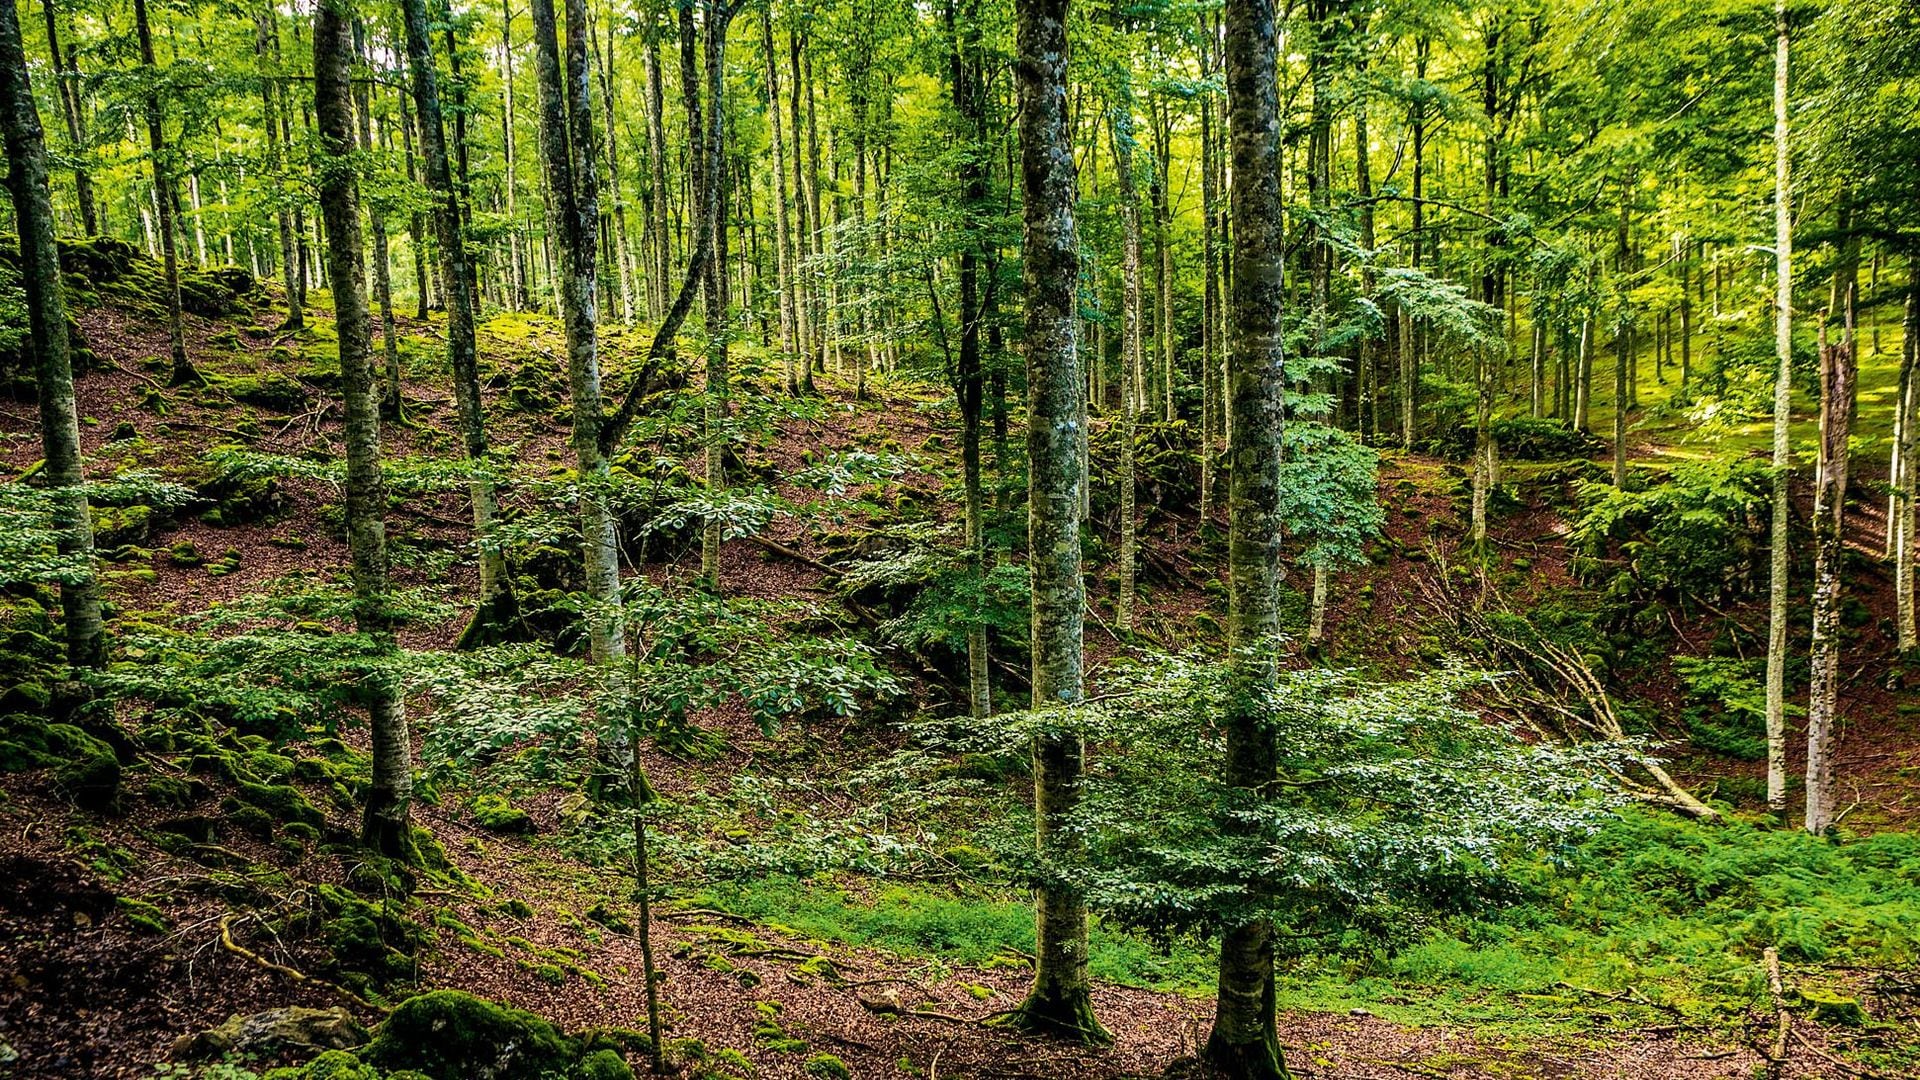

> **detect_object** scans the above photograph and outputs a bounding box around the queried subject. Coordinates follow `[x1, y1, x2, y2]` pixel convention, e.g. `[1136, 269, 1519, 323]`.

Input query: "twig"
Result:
[1766, 947, 1790, 1070]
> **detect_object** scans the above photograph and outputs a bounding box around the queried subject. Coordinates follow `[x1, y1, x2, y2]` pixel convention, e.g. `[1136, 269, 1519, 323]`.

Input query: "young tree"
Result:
[314, 0, 411, 855]
[1009, 0, 1106, 1044]
[1208, 0, 1288, 1072]
[0, 0, 104, 670]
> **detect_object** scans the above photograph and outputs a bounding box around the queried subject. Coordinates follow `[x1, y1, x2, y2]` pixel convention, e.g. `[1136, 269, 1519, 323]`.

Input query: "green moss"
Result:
[802, 1054, 850, 1080]
[472, 793, 534, 834]
[1802, 988, 1866, 1026]
[362, 990, 576, 1080]
[214, 371, 311, 412]
[116, 896, 171, 935]
[49, 725, 121, 810]
[142, 775, 197, 807]
[577, 1049, 634, 1080]
[237, 781, 324, 825]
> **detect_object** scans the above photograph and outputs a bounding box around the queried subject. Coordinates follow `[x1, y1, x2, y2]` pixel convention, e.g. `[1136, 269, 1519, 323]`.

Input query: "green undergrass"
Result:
[693, 810, 1920, 1059]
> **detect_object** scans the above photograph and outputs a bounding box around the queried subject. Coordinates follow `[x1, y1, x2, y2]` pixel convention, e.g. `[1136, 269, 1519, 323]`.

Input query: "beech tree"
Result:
[312, 0, 410, 855]
[0, 0, 103, 670]
[1009, 0, 1105, 1044]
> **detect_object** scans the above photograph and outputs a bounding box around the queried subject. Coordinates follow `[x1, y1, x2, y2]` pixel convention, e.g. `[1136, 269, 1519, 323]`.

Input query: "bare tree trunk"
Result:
[353, 21, 402, 421]
[1898, 283, 1919, 652]
[1008, 0, 1107, 1046]
[1764, 0, 1794, 816]
[316, 0, 411, 858]
[0, 0, 104, 670]
[1110, 102, 1143, 634]
[1806, 303, 1856, 835]
[764, 8, 797, 393]
[135, 0, 195, 385]
[1207, 0, 1289, 1073]
[789, 29, 816, 392]
[948, 0, 991, 719]
[402, 0, 521, 648]
[39, 0, 97, 235]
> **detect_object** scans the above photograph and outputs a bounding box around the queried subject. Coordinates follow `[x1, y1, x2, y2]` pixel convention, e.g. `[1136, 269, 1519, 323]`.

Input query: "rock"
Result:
[172, 1006, 371, 1061]
[1802, 988, 1866, 1026]
[361, 989, 577, 1080]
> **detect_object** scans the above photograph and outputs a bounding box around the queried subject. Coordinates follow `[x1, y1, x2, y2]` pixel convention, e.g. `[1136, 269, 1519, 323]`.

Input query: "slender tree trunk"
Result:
[1110, 89, 1144, 632]
[948, 0, 992, 719]
[789, 29, 816, 391]
[398, 86, 431, 319]
[1009, 0, 1106, 1045]
[1207, 0, 1289, 1073]
[764, 8, 797, 393]
[0, 0, 104, 670]
[1764, 0, 1794, 816]
[1613, 324, 1629, 487]
[315, 0, 411, 858]
[1199, 72, 1219, 522]
[135, 0, 195, 385]
[1474, 345, 1495, 543]
[353, 21, 402, 421]
[39, 0, 97, 235]
[1806, 301, 1856, 835]
[1151, 97, 1174, 423]
[1898, 283, 1920, 653]
[401, 0, 521, 647]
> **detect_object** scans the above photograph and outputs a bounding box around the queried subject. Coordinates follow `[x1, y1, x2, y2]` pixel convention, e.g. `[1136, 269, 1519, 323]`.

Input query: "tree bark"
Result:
[948, 0, 991, 719]
[765, 8, 797, 393]
[0, 0, 104, 670]
[352, 21, 402, 421]
[1207, 0, 1289, 1074]
[1805, 302, 1856, 835]
[1008, 0, 1107, 1045]
[1764, 0, 1793, 816]
[315, 0, 411, 858]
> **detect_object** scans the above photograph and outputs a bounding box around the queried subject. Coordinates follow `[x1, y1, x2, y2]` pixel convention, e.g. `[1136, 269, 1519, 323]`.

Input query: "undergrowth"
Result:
[693, 809, 1920, 1055]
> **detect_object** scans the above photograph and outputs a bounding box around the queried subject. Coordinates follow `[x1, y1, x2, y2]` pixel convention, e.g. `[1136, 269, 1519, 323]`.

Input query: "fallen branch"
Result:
[218, 913, 385, 1012]
[1766, 946, 1790, 1073]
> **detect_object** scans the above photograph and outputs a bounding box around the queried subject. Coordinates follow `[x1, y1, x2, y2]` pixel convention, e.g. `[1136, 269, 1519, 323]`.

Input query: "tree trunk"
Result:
[401, 0, 522, 649]
[1613, 324, 1628, 487]
[789, 30, 817, 391]
[39, 0, 97, 236]
[764, 8, 797, 393]
[531, 0, 627, 663]
[1764, 0, 1793, 817]
[0, 0, 104, 670]
[1207, 0, 1289, 1074]
[1806, 302, 1856, 835]
[315, 0, 411, 858]
[135, 0, 195, 385]
[949, 0, 991, 719]
[1110, 103, 1143, 634]
[1008, 0, 1107, 1045]
[1898, 283, 1920, 653]
[353, 21, 402, 422]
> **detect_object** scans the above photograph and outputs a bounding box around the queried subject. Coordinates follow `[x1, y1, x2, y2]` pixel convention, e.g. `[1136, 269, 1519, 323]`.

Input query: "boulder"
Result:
[172, 1006, 371, 1061]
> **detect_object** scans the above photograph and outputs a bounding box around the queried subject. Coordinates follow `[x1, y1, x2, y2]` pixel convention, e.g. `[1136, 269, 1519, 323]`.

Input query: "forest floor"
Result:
[1, 278, 1915, 1079]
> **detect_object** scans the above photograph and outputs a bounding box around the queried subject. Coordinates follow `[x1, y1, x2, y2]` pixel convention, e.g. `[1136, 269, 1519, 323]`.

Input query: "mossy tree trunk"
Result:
[1207, 0, 1290, 1074]
[134, 0, 196, 386]
[1805, 303, 1856, 835]
[0, 0, 105, 671]
[399, 0, 521, 649]
[315, 0, 412, 859]
[1008, 0, 1108, 1045]
[531, 0, 625, 663]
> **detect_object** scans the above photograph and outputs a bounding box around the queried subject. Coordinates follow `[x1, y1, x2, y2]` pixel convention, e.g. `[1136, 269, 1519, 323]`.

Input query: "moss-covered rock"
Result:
[172, 1006, 371, 1061]
[215, 371, 311, 412]
[803, 1053, 851, 1080]
[361, 990, 576, 1080]
[471, 793, 534, 835]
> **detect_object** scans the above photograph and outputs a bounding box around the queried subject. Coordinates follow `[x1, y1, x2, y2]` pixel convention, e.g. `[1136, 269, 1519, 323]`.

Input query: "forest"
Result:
[0, 0, 1917, 1076]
